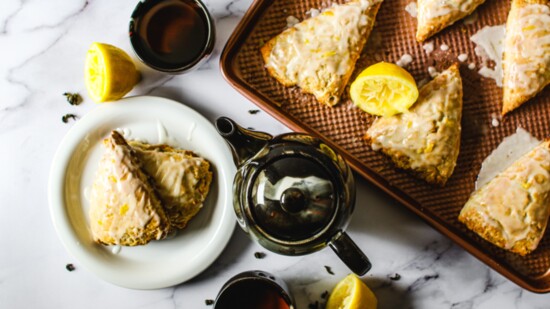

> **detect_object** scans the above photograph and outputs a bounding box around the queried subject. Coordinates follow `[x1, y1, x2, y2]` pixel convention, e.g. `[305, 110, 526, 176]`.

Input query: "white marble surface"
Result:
[1, 0, 550, 308]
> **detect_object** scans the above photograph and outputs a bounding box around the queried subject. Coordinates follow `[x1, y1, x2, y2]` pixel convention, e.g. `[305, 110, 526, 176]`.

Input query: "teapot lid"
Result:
[247, 155, 337, 241]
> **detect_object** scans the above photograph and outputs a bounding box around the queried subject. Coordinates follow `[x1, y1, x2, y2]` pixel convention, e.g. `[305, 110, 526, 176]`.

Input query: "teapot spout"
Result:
[216, 117, 272, 167]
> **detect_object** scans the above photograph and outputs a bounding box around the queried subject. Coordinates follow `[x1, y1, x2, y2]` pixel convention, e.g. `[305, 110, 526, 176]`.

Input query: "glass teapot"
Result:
[216, 117, 371, 275]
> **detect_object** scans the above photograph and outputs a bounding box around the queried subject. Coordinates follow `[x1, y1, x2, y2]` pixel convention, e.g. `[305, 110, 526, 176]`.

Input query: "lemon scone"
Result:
[89, 131, 170, 246]
[260, 0, 383, 106]
[502, 0, 550, 115]
[130, 141, 212, 230]
[365, 63, 463, 185]
[459, 139, 550, 255]
[416, 0, 486, 42]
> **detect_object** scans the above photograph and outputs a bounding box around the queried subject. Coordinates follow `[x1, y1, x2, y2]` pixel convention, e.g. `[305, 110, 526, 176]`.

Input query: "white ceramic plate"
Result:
[48, 96, 236, 289]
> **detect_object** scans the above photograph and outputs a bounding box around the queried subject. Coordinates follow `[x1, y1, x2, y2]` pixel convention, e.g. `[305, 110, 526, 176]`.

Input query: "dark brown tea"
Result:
[215, 280, 291, 309]
[130, 0, 214, 72]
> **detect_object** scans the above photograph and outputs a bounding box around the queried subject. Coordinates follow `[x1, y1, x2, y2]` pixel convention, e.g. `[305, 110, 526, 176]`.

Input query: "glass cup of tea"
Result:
[129, 0, 215, 74]
[214, 270, 295, 309]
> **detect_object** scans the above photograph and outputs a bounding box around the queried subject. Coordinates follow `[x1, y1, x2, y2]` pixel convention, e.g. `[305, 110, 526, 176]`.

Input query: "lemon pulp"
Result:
[350, 62, 418, 117]
[85, 42, 140, 103]
[326, 274, 377, 309]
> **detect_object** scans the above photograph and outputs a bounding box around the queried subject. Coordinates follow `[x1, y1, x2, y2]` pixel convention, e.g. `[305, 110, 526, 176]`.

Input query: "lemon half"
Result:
[350, 62, 418, 117]
[85, 42, 140, 103]
[326, 274, 378, 309]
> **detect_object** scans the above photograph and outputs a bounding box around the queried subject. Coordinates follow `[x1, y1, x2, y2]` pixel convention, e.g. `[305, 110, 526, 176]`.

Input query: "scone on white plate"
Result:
[89, 131, 171, 246]
[130, 141, 212, 230]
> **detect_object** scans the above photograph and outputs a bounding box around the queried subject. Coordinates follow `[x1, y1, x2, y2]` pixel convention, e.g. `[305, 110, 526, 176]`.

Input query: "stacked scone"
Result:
[89, 131, 212, 246]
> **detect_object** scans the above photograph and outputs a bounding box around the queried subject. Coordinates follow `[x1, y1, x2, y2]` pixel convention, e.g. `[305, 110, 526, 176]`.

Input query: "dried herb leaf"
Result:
[321, 291, 329, 299]
[65, 263, 76, 272]
[205, 299, 214, 306]
[254, 252, 266, 259]
[62, 114, 78, 123]
[308, 301, 319, 309]
[324, 265, 334, 275]
[389, 273, 401, 281]
[248, 109, 260, 115]
[63, 92, 82, 106]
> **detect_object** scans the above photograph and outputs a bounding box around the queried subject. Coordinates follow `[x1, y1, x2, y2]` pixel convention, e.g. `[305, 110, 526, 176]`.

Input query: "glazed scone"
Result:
[502, 0, 550, 115]
[89, 131, 171, 246]
[260, 0, 382, 106]
[130, 141, 212, 230]
[416, 0, 486, 42]
[366, 63, 463, 185]
[459, 139, 550, 255]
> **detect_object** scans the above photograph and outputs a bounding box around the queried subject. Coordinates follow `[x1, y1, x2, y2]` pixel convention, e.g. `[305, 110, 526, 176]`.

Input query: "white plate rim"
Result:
[48, 96, 236, 289]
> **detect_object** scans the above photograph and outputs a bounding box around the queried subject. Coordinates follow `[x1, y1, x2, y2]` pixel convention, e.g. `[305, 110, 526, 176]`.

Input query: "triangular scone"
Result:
[416, 0, 486, 42]
[260, 0, 382, 106]
[459, 139, 550, 255]
[366, 64, 463, 185]
[502, 0, 550, 115]
[129, 141, 212, 230]
[89, 131, 170, 246]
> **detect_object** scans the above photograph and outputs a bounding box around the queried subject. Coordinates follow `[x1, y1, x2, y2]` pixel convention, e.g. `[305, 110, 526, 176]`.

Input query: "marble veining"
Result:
[1, 0, 550, 308]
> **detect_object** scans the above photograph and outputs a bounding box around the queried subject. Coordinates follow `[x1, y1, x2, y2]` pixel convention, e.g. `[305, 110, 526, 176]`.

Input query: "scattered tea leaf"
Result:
[63, 92, 82, 105]
[254, 252, 266, 259]
[62, 114, 78, 123]
[389, 273, 401, 281]
[324, 265, 334, 275]
[320, 291, 329, 299]
[65, 263, 75, 272]
[308, 301, 319, 309]
[248, 109, 260, 115]
[205, 299, 214, 306]
[247, 127, 255, 130]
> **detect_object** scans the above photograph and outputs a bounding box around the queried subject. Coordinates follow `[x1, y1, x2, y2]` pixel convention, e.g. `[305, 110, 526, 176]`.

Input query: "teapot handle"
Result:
[328, 231, 371, 276]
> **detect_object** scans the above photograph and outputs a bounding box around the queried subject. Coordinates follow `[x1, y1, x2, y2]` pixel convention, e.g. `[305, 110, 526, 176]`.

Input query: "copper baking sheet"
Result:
[220, 0, 550, 292]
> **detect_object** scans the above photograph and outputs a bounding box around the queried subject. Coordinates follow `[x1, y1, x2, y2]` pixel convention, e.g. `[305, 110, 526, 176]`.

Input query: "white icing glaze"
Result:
[423, 42, 434, 55]
[420, 0, 480, 19]
[470, 25, 506, 87]
[89, 136, 162, 244]
[286, 15, 299, 28]
[458, 53, 468, 62]
[440, 44, 449, 51]
[136, 149, 203, 200]
[405, 2, 418, 18]
[476, 127, 540, 189]
[428, 66, 439, 78]
[504, 4, 550, 97]
[157, 121, 178, 146]
[396, 54, 413, 67]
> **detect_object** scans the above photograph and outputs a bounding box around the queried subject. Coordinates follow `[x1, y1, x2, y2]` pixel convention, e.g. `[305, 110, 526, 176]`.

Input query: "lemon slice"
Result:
[326, 274, 377, 309]
[350, 62, 418, 117]
[85, 42, 140, 103]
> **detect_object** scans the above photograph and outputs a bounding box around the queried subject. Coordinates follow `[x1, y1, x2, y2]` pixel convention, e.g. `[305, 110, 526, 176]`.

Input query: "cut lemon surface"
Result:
[350, 62, 418, 117]
[85, 42, 140, 103]
[326, 274, 377, 309]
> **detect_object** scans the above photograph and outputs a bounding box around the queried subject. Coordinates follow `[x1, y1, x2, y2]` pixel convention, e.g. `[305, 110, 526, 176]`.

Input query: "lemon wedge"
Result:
[350, 62, 418, 117]
[85, 42, 140, 103]
[326, 274, 377, 309]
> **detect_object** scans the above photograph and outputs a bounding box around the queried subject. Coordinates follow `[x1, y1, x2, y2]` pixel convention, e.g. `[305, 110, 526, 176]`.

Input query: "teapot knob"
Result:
[280, 188, 307, 213]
